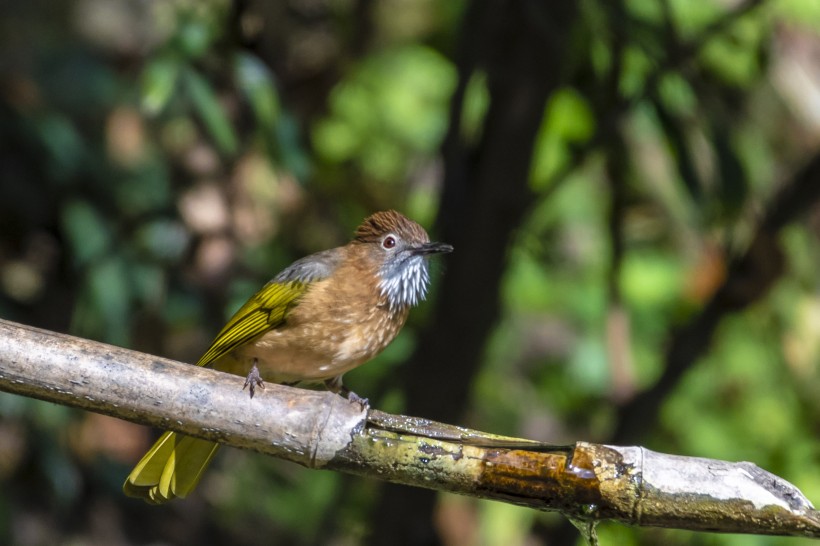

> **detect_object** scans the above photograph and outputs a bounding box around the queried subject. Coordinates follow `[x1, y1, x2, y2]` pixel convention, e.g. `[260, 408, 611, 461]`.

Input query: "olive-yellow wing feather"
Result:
[124, 249, 342, 503]
[195, 280, 309, 368]
[194, 245, 344, 369]
[123, 281, 308, 503]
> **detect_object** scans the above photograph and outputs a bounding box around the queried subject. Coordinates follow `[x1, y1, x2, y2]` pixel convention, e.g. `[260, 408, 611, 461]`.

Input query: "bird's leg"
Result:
[324, 375, 369, 409]
[243, 358, 265, 399]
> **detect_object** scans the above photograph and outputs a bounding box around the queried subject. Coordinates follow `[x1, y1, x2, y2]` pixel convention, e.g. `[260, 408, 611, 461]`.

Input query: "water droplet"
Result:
[566, 462, 596, 480]
[582, 503, 598, 516]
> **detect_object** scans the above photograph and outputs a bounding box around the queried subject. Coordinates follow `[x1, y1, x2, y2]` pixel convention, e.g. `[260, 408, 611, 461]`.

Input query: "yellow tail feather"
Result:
[123, 431, 221, 504]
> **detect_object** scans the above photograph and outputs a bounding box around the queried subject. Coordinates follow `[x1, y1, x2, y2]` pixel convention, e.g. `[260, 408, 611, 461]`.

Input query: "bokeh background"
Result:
[2, 0, 820, 544]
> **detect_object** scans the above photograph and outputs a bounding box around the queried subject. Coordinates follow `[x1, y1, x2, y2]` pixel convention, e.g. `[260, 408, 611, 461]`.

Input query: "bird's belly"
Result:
[225, 307, 407, 384]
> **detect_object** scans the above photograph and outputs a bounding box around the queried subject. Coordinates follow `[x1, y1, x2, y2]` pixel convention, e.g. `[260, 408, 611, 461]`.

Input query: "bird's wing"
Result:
[272, 248, 343, 284]
[195, 248, 343, 368]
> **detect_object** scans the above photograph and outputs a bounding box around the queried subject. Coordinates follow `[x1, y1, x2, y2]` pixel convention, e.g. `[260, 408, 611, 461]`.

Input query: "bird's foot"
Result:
[345, 390, 370, 410]
[243, 360, 265, 399]
[324, 377, 369, 410]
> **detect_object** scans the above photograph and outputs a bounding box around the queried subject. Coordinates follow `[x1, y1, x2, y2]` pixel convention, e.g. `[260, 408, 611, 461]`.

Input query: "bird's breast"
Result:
[330, 304, 407, 363]
[231, 267, 410, 383]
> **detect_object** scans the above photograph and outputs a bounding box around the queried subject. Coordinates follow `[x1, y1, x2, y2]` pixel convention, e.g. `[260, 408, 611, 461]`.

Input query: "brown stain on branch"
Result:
[476, 446, 604, 515]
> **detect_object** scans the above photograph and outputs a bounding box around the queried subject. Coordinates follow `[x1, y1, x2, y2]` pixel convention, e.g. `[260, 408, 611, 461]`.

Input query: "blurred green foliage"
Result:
[1, 0, 820, 545]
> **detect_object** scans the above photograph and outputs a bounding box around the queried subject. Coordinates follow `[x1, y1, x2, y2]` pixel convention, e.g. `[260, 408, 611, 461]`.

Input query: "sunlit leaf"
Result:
[312, 45, 455, 180]
[657, 73, 696, 116]
[621, 251, 684, 309]
[141, 56, 180, 115]
[774, 0, 820, 28]
[699, 16, 764, 87]
[620, 45, 653, 98]
[460, 70, 489, 143]
[312, 118, 360, 162]
[530, 88, 595, 190]
[667, 0, 722, 38]
[479, 500, 535, 546]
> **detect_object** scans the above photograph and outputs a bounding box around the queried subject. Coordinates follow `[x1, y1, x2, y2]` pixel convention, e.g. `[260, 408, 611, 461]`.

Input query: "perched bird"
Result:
[124, 210, 452, 503]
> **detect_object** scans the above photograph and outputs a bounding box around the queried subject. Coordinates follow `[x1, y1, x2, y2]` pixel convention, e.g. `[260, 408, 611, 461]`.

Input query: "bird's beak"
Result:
[411, 241, 454, 256]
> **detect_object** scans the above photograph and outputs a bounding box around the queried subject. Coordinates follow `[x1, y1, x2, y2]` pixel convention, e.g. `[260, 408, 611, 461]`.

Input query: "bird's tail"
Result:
[123, 431, 220, 504]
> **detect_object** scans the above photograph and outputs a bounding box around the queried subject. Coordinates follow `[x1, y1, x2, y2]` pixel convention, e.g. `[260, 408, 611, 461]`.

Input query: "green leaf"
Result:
[35, 115, 86, 182]
[621, 252, 684, 309]
[114, 158, 172, 216]
[184, 67, 238, 155]
[141, 57, 180, 115]
[699, 16, 764, 87]
[460, 70, 490, 143]
[235, 52, 311, 178]
[134, 219, 189, 261]
[530, 87, 595, 190]
[60, 200, 111, 266]
[88, 256, 131, 345]
[311, 45, 455, 180]
[130, 262, 166, 307]
[235, 52, 280, 129]
[651, 96, 702, 202]
[174, 15, 215, 59]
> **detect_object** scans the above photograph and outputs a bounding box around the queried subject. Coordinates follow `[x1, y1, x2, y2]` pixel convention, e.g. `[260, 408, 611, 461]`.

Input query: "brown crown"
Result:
[354, 210, 430, 244]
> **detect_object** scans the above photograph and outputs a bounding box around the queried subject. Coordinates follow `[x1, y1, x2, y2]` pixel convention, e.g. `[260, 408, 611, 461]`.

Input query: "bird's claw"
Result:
[346, 390, 369, 410]
[243, 361, 265, 399]
[324, 376, 368, 410]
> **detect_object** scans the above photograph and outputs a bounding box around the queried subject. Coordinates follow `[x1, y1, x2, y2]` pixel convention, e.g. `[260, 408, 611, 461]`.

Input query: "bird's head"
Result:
[354, 210, 453, 310]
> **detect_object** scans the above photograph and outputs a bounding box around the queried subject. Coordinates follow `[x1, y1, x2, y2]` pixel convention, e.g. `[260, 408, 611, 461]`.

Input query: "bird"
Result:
[123, 210, 453, 503]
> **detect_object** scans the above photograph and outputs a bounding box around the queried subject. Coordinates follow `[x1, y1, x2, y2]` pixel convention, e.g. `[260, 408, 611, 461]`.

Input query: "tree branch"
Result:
[0, 319, 818, 538]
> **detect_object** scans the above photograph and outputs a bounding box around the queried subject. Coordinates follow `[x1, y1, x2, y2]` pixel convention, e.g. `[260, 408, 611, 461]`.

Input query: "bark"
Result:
[1, 318, 819, 539]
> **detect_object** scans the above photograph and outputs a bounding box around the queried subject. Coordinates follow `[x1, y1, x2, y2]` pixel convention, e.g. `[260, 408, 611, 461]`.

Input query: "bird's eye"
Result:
[382, 236, 396, 249]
